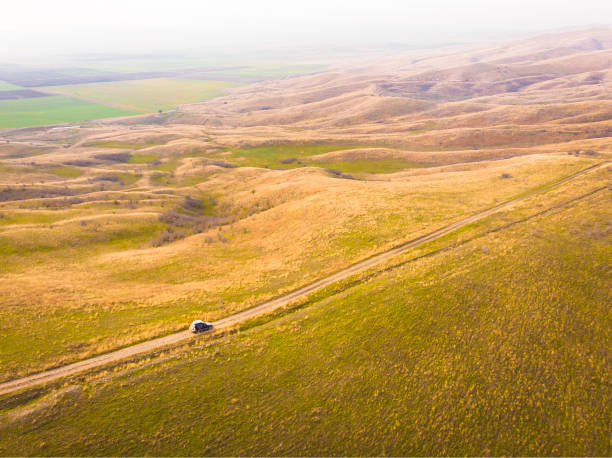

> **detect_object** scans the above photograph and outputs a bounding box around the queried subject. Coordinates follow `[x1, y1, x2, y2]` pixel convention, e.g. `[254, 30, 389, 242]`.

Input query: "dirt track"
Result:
[0, 161, 608, 396]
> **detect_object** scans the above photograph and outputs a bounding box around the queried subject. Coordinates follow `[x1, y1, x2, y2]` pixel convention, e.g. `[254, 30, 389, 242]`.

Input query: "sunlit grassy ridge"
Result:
[1, 173, 608, 456]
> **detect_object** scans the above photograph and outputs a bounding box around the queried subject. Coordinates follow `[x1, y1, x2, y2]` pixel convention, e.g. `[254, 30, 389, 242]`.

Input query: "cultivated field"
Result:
[0, 27, 610, 456]
[38, 78, 244, 113]
[0, 58, 323, 128]
[0, 96, 137, 128]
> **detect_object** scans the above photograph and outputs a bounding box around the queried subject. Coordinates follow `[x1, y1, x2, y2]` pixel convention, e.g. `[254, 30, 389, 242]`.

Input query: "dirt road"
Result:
[0, 161, 608, 396]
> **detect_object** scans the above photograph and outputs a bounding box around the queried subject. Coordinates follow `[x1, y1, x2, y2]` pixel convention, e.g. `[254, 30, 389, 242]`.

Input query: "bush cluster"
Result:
[94, 152, 132, 163]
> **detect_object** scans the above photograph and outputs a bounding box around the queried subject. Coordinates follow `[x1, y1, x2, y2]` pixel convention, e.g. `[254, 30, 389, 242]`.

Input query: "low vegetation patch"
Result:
[224, 143, 375, 169]
[90, 173, 140, 186]
[93, 152, 132, 162]
[128, 153, 158, 164]
[202, 159, 237, 169]
[0, 186, 79, 202]
[47, 165, 83, 178]
[313, 158, 436, 174]
[152, 195, 234, 246]
[87, 141, 149, 150]
[224, 144, 436, 173]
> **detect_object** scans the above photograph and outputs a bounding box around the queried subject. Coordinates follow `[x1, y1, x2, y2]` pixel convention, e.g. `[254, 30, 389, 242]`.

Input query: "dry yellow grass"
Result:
[0, 142, 603, 380]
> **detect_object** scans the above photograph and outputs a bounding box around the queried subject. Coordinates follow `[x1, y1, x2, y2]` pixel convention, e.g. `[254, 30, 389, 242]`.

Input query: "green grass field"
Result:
[312, 158, 434, 174]
[47, 165, 84, 178]
[38, 78, 243, 113]
[0, 81, 21, 91]
[223, 143, 434, 173]
[0, 96, 138, 129]
[224, 144, 372, 167]
[1, 176, 608, 456]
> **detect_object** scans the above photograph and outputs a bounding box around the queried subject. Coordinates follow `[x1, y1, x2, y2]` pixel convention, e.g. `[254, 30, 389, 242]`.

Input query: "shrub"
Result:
[92, 175, 120, 182]
[183, 196, 204, 210]
[94, 152, 132, 163]
[278, 157, 297, 164]
[325, 169, 358, 180]
[64, 160, 94, 166]
[325, 168, 342, 176]
[42, 197, 84, 208]
[0, 186, 77, 202]
[203, 159, 236, 169]
[151, 230, 186, 247]
[157, 210, 232, 238]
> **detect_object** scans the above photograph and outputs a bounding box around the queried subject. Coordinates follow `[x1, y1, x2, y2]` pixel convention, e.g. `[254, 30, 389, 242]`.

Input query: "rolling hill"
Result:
[0, 28, 610, 456]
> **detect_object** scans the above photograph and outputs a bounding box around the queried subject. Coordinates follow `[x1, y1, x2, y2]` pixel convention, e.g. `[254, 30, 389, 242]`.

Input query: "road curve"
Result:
[0, 161, 608, 396]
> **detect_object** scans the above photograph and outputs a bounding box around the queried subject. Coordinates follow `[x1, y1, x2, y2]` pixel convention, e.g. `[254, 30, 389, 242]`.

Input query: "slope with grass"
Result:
[0, 150, 599, 382]
[0, 28, 610, 456]
[2, 159, 606, 396]
[0, 163, 609, 456]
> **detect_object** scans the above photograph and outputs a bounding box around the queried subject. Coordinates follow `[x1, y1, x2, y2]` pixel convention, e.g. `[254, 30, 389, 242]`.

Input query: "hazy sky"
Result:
[1, 0, 611, 59]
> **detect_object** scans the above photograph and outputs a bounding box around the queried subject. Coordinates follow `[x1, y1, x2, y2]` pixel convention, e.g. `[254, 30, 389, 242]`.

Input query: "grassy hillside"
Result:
[0, 29, 610, 456]
[0, 149, 596, 382]
[0, 96, 138, 128]
[1, 166, 608, 456]
[38, 78, 243, 113]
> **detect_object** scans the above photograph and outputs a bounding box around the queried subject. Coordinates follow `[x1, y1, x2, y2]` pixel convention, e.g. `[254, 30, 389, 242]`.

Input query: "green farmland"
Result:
[38, 78, 243, 113]
[0, 96, 138, 129]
